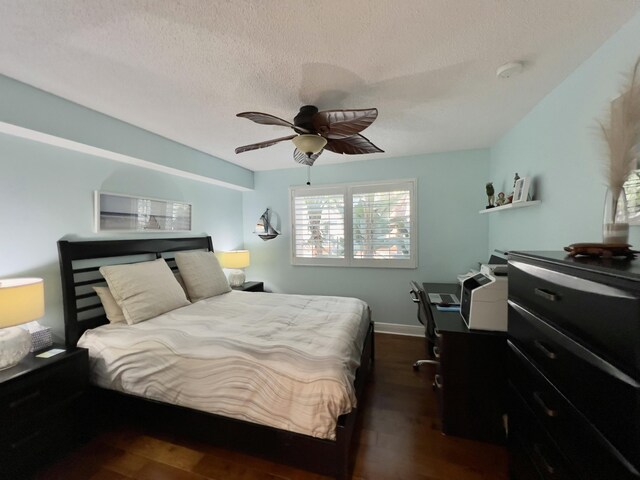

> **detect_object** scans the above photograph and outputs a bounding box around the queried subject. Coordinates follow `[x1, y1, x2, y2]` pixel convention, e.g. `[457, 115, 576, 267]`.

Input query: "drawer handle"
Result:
[534, 340, 557, 360]
[533, 391, 558, 417]
[533, 443, 557, 475]
[433, 346, 441, 359]
[434, 328, 442, 338]
[10, 430, 42, 450]
[534, 288, 559, 302]
[9, 389, 41, 409]
[434, 374, 443, 389]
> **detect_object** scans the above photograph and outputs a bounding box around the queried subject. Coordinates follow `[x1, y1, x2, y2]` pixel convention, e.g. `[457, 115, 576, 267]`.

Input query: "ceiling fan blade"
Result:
[237, 112, 295, 128]
[235, 135, 297, 154]
[324, 134, 384, 155]
[293, 148, 322, 166]
[312, 108, 378, 139]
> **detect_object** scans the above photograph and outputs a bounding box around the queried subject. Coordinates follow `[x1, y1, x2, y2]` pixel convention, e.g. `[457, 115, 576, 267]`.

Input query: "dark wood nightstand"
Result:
[0, 346, 89, 478]
[231, 281, 264, 292]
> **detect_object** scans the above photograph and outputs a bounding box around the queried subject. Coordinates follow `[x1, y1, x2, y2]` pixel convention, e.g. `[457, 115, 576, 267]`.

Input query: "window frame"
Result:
[289, 179, 417, 268]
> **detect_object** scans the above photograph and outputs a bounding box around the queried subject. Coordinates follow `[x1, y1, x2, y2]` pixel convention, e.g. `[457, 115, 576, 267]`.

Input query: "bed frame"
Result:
[57, 236, 374, 480]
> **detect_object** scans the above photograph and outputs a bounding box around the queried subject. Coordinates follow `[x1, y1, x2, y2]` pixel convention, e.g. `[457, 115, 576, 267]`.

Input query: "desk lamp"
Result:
[216, 251, 250, 287]
[0, 278, 44, 370]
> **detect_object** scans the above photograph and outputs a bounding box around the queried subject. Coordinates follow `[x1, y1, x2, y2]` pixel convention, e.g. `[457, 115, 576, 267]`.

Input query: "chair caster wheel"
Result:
[412, 363, 419, 371]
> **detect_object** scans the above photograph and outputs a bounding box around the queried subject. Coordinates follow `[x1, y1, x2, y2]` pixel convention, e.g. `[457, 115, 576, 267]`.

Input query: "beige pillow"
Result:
[175, 251, 231, 302]
[174, 271, 189, 300]
[93, 286, 126, 324]
[99, 259, 190, 325]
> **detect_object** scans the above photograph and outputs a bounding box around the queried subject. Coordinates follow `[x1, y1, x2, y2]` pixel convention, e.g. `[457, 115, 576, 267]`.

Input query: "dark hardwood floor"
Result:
[35, 333, 508, 480]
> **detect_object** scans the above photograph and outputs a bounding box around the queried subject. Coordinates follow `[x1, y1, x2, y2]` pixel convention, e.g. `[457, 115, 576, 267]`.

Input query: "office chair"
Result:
[409, 281, 439, 370]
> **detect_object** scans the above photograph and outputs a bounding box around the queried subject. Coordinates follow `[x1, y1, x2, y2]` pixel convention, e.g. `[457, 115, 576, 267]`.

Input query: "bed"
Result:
[57, 236, 374, 480]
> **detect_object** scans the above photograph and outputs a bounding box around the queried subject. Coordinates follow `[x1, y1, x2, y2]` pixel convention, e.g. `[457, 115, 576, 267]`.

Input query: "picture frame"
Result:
[512, 177, 531, 203]
[94, 191, 192, 233]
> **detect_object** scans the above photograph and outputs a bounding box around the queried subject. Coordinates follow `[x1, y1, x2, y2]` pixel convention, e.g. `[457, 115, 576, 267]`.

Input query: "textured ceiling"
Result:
[1, 1, 639, 171]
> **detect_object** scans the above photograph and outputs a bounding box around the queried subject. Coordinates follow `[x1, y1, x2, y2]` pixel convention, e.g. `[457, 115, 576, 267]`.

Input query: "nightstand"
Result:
[0, 346, 89, 478]
[232, 281, 264, 292]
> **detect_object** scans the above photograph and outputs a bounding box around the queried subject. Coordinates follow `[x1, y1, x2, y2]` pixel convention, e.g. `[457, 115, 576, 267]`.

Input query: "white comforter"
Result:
[78, 290, 370, 440]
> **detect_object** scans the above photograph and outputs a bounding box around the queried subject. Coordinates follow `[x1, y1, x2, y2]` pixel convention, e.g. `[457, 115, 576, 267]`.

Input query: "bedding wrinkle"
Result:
[78, 290, 369, 440]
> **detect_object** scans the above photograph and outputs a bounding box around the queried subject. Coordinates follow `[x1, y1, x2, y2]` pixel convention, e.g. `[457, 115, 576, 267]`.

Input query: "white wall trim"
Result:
[0, 122, 252, 192]
[374, 322, 424, 337]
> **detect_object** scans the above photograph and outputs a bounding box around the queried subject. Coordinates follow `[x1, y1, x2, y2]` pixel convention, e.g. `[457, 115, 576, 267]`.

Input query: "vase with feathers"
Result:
[601, 57, 640, 244]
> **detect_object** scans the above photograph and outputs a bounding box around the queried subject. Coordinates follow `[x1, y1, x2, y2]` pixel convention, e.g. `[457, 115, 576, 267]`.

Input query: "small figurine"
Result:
[507, 173, 520, 203]
[496, 192, 506, 206]
[486, 182, 495, 208]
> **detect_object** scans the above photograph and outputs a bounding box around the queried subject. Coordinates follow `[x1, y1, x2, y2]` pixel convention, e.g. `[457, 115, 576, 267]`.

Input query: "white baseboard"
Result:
[374, 322, 424, 337]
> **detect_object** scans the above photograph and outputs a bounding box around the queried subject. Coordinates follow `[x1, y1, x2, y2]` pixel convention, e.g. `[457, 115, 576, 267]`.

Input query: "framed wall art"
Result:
[512, 177, 531, 204]
[94, 191, 192, 233]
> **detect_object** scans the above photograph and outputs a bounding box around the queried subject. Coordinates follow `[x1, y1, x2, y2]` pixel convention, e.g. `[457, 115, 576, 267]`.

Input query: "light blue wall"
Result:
[0, 75, 253, 342]
[242, 150, 490, 326]
[0, 132, 245, 342]
[0, 75, 254, 191]
[488, 12, 640, 253]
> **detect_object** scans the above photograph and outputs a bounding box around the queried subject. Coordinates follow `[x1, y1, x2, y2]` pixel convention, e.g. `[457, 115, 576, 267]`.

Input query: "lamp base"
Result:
[228, 269, 246, 287]
[0, 326, 31, 370]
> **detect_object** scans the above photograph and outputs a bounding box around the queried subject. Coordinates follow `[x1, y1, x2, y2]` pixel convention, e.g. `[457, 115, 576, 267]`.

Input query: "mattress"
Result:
[78, 290, 370, 440]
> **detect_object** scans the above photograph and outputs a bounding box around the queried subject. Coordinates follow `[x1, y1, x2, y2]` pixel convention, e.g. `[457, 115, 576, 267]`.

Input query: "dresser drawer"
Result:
[0, 401, 82, 479]
[509, 383, 575, 480]
[509, 301, 640, 465]
[508, 341, 639, 479]
[0, 352, 88, 428]
[509, 258, 640, 375]
[510, 433, 547, 480]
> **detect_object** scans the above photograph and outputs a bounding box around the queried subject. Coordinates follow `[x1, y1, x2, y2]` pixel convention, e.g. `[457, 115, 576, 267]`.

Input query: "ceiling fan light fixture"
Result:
[292, 134, 327, 156]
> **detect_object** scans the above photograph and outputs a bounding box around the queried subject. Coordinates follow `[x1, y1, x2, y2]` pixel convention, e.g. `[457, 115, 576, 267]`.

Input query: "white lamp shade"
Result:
[292, 134, 327, 154]
[0, 278, 44, 328]
[216, 251, 250, 269]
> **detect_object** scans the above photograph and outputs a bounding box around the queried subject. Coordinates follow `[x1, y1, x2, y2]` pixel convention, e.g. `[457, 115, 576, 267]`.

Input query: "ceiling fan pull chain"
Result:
[307, 166, 311, 186]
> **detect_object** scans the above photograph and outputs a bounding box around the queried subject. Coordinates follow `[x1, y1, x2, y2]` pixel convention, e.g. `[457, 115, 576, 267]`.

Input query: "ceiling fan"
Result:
[235, 105, 384, 166]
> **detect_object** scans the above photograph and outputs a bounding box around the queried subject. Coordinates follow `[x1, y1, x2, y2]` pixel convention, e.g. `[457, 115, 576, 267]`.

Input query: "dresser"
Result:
[0, 346, 89, 478]
[424, 283, 508, 444]
[508, 252, 640, 479]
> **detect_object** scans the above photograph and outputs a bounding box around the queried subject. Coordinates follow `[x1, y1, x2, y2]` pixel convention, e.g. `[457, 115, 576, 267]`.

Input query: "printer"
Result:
[460, 265, 508, 331]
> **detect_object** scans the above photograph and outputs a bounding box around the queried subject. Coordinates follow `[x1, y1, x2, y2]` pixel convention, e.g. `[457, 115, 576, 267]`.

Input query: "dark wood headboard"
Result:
[57, 236, 213, 348]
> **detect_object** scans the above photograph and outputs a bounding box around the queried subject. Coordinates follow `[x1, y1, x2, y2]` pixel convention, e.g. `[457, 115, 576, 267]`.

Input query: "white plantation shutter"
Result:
[291, 180, 416, 268]
[352, 182, 413, 263]
[291, 187, 346, 265]
[624, 172, 640, 223]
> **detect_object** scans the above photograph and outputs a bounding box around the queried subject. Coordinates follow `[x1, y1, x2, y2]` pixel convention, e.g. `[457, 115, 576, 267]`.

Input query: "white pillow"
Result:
[99, 259, 190, 325]
[93, 286, 126, 324]
[174, 251, 231, 302]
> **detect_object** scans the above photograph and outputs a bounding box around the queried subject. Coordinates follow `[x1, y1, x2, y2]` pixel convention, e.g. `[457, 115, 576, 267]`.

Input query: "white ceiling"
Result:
[1, 1, 639, 172]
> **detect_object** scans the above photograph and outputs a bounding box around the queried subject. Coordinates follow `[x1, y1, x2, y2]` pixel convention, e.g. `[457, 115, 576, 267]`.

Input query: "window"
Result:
[290, 180, 416, 268]
[624, 171, 640, 223]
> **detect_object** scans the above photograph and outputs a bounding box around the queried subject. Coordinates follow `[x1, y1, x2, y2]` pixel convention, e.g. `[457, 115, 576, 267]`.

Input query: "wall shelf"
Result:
[479, 200, 541, 214]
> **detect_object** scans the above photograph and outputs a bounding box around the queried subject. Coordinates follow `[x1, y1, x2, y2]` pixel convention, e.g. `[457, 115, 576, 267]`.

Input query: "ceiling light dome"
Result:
[292, 134, 327, 156]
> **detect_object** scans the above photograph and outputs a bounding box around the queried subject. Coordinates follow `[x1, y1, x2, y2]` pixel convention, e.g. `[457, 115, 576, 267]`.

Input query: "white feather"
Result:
[601, 57, 640, 201]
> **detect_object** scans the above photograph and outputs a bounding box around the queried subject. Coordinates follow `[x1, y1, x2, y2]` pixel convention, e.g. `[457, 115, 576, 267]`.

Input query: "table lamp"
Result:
[216, 251, 250, 287]
[0, 278, 44, 370]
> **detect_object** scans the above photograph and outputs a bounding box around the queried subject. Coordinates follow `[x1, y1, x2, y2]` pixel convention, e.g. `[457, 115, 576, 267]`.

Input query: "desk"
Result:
[423, 282, 507, 444]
